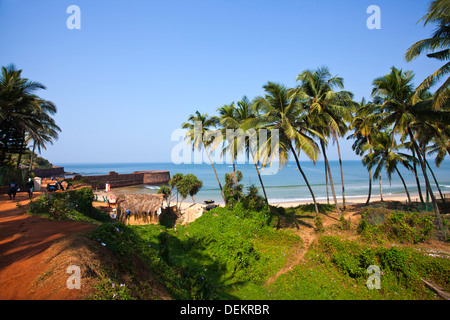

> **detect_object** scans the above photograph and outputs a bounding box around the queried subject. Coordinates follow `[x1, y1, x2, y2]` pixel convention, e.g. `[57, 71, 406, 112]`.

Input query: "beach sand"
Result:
[167, 191, 448, 209]
[270, 191, 450, 208]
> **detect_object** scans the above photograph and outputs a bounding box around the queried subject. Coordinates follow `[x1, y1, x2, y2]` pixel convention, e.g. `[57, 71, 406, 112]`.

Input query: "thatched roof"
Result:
[116, 193, 163, 214]
[115, 193, 164, 225]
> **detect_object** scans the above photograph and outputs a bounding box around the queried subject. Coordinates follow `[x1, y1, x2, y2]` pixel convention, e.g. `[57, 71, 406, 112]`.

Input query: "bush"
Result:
[357, 208, 434, 244]
[28, 187, 109, 222]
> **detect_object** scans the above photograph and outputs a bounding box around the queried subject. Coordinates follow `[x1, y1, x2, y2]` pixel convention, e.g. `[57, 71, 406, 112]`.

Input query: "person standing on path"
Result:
[8, 180, 19, 200]
[25, 178, 34, 199]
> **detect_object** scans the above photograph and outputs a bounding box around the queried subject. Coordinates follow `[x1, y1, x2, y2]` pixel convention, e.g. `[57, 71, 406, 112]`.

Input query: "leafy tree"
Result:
[348, 98, 382, 205]
[182, 111, 225, 203]
[253, 82, 321, 217]
[223, 170, 243, 206]
[176, 173, 203, 205]
[362, 130, 414, 205]
[296, 66, 355, 214]
[0, 64, 60, 167]
[372, 66, 446, 236]
[405, 0, 450, 109]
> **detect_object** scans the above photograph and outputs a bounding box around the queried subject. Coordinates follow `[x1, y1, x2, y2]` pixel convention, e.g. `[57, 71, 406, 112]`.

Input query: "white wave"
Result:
[144, 185, 160, 190]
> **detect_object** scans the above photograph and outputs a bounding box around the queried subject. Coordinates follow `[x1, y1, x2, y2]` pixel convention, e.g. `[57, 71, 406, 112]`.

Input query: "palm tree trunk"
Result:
[203, 142, 226, 204]
[411, 147, 424, 203]
[288, 141, 320, 217]
[28, 141, 36, 172]
[408, 130, 445, 237]
[232, 158, 240, 202]
[334, 133, 346, 210]
[15, 134, 25, 169]
[379, 176, 384, 202]
[366, 168, 372, 205]
[249, 145, 270, 209]
[325, 161, 330, 204]
[425, 157, 446, 205]
[320, 140, 342, 218]
[395, 167, 411, 205]
[254, 163, 269, 207]
[365, 144, 373, 206]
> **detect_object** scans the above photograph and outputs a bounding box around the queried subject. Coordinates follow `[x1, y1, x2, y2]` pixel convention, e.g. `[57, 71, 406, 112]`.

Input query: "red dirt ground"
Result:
[0, 191, 95, 299]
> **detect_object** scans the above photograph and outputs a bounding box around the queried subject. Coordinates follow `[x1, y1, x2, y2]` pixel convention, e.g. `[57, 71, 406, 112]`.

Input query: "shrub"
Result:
[357, 208, 434, 244]
[28, 187, 109, 222]
[314, 215, 325, 232]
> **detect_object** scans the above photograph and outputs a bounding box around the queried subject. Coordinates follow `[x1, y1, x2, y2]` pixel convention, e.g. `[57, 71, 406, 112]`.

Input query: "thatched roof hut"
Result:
[115, 193, 164, 225]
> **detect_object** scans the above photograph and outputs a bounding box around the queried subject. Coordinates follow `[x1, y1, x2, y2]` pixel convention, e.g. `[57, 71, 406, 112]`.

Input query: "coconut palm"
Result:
[362, 130, 414, 206]
[217, 102, 241, 192]
[253, 82, 321, 217]
[372, 66, 446, 236]
[405, 0, 450, 110]
[295, 67, 355, 214]
[0, 64, 59, 167]
[410, 104, 449, 204]
[348, 98, 381, 205]
[26, 99, 61, 171]
[182, 111, 226, 203]
[235, 96, 270, 207]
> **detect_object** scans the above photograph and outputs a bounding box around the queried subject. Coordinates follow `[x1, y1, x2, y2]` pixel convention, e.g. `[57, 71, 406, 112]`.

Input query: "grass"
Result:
[266, 235, 450, 300]
[26, 189, 450, 300]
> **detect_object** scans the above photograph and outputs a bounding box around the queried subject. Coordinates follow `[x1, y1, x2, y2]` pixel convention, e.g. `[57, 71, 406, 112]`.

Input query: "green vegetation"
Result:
[27, 187, 109, 223]
[357, 208, 435, 244]
[26, 187, 450, 300]
[268, 235, 450, 300]
[0, 64, 60, 169]
[88, 204, 301, 299]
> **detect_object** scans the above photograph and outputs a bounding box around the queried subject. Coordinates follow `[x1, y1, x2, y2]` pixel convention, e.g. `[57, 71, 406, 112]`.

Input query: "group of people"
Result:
[7, 178, 73, 200]
[8, 178, 34, 200]
[46, 180, 71, 192]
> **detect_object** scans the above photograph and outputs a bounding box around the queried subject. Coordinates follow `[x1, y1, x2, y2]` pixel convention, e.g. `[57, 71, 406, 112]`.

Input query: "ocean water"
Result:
[56, 160, 450, 204]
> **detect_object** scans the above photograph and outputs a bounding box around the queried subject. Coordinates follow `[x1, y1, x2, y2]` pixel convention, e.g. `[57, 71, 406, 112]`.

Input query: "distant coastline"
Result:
[55, 160, 450, 206]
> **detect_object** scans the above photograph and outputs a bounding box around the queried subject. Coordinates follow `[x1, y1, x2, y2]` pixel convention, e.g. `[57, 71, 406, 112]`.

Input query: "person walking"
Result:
[8, 180, 19, 200]
[25, 178, 34, 199]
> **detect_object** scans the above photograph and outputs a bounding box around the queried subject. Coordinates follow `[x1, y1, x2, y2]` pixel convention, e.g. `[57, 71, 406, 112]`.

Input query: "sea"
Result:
[55, 160, 450, 205]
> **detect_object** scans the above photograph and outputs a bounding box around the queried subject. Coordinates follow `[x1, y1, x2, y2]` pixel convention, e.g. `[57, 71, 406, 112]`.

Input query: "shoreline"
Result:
[163, 191, 450, 210]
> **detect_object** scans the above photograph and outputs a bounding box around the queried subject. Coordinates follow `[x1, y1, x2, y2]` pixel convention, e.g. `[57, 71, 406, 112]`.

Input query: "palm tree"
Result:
[348, 98, 381, 205]
[411, 105, 449, 204]
[253, 82, 321, 217]
[362, 130, 413, 206]
[235, 96, 270, 207]
[26, 101, 61, 171]
[217, 102, 240, 191]
[295, 67, 355, 214]
[372, 66, 446, 236]
[0, 64, 58, 167]
[405, 0, 450, 110]
[182, 111, 226, 203]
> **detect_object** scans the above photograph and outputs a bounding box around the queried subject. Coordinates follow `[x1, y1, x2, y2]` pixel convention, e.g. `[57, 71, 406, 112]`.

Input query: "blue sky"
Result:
[0, 0, 443, 164]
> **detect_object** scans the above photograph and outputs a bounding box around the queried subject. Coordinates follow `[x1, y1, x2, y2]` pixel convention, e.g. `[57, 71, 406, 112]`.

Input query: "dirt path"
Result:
[0, 192, 95, 299]
[266, 204, 363, 285]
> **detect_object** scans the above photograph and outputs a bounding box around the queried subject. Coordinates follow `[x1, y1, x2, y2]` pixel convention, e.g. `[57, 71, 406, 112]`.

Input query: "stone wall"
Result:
[32, 167, 65, 178]
[138, 171, 171, 184]
[73, 170, 170, 189]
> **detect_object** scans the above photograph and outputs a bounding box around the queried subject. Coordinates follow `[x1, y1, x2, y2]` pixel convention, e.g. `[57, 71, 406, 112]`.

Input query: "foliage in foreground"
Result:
[27, 187, 110, 223]
[27, 189, 450, 300]
[357, 207, 435, 244]
[265, 235, 450, 300]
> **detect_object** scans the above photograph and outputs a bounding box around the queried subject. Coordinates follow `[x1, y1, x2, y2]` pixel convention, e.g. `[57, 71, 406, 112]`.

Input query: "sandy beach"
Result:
[270, 191, 450, 208]
[104, 190, 448, 210]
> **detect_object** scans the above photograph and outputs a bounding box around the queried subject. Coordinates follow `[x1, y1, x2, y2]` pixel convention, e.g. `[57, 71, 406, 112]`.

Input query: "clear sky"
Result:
[0, 0, 443, 164]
